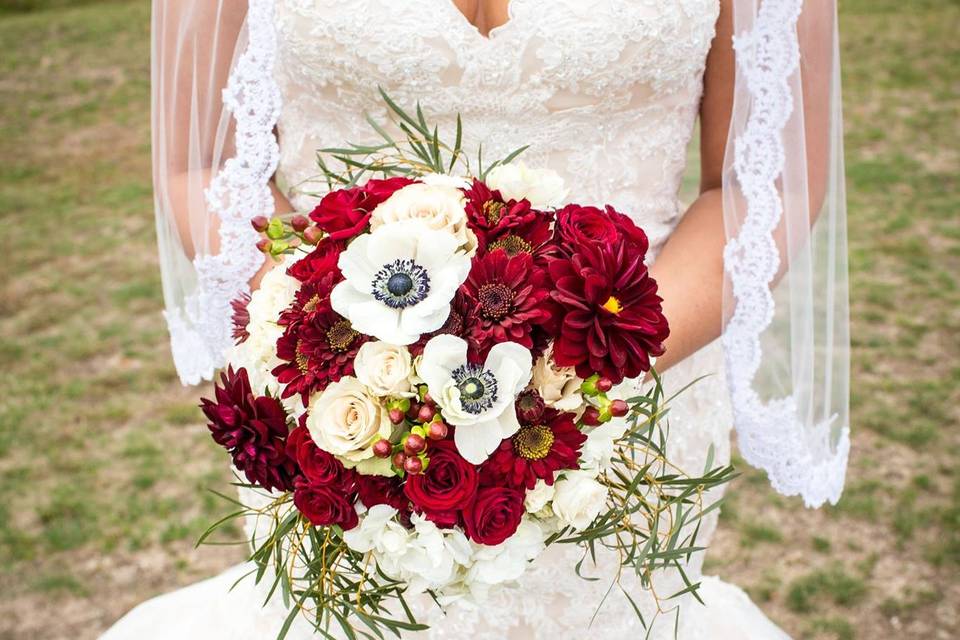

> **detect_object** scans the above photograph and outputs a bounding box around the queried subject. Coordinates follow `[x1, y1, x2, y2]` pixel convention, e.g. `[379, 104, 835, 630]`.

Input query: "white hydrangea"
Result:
[465, 518, 547, 592]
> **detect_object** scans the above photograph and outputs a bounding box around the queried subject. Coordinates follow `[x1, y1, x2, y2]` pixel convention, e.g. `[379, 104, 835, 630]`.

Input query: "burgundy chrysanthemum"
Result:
[464, 180, 554, 258]
[549, 240, 669, 383]
[272, 297, 366, 404]
[231, 293, 251, 345]
[408, 292, 481, 358]
[481, 402, 586, 490]
[200, 367, 297, 492]
[460, 249, 554, 356]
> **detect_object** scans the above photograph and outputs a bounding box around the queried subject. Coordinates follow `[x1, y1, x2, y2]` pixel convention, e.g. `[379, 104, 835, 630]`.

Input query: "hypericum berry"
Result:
[392, 452, 407, 469]
[417, 404, 435, 423]
[256, 238, 272, 254]
[581, 406, 602, 426]
[426, 420, 448, 441]
[403, 456, 423, 475]
[403, 434, 427, 456]
[596, 377, 614, 393]
[290, 215, 310, 232]
[372, 439, 393, 459]
[388, 408, 405, 425]
[422, 391, 435, 406]
[302, 226, 323, 245]
[609, 399, 629, 418]
[251, 215, 269, 232]
[406, 402, 422, 421]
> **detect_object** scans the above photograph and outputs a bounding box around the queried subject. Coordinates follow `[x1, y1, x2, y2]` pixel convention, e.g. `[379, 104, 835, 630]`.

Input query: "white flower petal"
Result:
[454, 419, 507, 465]
[418, 335, 469, 390]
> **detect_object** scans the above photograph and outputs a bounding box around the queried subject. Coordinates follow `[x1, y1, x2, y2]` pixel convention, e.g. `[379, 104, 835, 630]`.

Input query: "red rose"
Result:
[404, 440, 478, 523]
[308, 177, 413, 240]
[356, 473, 410, 515]
[293, 476, 359, 530]
[463, 487, 525, 545]
[603, 206, 649, 256]
[287, 238, 344, 284]
[285, 425, 349, 486]
[555, 204, 620, 248]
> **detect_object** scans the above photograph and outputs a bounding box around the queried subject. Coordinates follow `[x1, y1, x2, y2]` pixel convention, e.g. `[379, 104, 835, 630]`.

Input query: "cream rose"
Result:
[551, 471, 607, 531]
[369, 183, 477, 255]
[354, 342, 416, 397]
[531, 349, 583, 412]
[306, 377, 391, 463]
[485, 161, 569, 209]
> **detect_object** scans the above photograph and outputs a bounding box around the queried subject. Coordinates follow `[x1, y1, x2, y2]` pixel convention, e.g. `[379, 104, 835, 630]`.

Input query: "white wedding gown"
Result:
[105, 1, 791, 638]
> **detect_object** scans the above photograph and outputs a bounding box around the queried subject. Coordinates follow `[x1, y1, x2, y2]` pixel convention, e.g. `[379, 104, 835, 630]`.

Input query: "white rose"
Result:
[354, 342, 415, 397]
[306, 377, 391, 463]
[485, 161, 569, 209]
[552, 471, 608, 531]
[523, 479, 556, 514]
[369, 183, 477, 255]
[531, 348, 583, 412]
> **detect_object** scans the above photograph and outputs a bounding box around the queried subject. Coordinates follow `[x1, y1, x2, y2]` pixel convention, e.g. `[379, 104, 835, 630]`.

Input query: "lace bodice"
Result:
[273, 0, 718, 255]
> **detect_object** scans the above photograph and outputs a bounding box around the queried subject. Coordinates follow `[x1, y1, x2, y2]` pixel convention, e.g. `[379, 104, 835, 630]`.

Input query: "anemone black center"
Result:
[386, 272, 414, 297]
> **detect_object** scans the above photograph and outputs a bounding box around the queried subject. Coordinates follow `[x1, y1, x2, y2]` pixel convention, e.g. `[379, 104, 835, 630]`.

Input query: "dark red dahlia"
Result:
[460, 250, 554, 355]
[356, 473, 411, 517]
[308, 177, 414, 241]
[408, 292, 480, 358]
[200, 367, 297, 492]
[272, 299, 365, 404]
[481, 404, 586, 490]
[548, 240, 668, 383]
[230, 293, 251, 345]
[464, 179, 554, 257]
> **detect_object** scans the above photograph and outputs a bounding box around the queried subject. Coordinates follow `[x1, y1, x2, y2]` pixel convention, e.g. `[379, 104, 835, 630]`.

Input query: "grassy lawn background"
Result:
[0, 1, 957, 638]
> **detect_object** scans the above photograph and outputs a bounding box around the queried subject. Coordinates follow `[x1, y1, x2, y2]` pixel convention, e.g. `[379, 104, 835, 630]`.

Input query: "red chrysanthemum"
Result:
[230, 293, 251, 345]
[200, 367, 297, 492]
[408, 292, 480, 358]
[464, 180, 554, 258]
[549, 240, 669, 383]
[272, 297, 366, 404]
[460, 249, 554, 356]
[481, 401, 586, 490]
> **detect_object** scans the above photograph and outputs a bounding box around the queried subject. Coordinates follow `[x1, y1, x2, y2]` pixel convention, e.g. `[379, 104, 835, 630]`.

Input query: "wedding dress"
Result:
[104, 0, 852, 637]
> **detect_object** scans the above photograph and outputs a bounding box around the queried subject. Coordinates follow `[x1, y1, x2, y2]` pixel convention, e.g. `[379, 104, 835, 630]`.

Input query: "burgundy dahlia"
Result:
[200, 367, 297, 492]
[548, 240, 669, 383]
[408, 292, 480, 358]
[482, 406, 585, 490]
[461, 249, 554, 356]
[230, 293, 251, 345]
[272, 299, 365, 404]
[464, 179, 553, 257]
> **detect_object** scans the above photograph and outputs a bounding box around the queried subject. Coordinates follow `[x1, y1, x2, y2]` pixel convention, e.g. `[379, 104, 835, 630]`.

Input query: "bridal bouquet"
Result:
[200, 93, 732, 637]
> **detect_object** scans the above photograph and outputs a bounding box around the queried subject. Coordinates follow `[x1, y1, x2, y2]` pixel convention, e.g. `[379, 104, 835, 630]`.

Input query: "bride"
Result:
[104, 0, 850, 638]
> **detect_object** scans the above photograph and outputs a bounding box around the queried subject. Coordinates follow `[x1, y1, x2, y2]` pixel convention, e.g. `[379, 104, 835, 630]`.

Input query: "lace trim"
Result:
[722, 0, 848, 508]
[169, 0, 282, 386]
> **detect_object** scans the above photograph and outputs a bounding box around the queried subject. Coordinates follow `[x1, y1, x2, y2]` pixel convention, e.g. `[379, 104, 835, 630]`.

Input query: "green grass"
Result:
[0, 0, 958, 638]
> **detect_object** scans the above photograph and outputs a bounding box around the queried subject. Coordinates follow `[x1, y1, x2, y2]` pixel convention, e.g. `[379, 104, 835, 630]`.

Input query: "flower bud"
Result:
[417, 404, 435, 423]
[290, 215, 310, 232]
[609, 399, 629, 418]
[581, 406, 601, 426]
[251, 215, 269, 232]
[266, 217, 286, 240]
[406, 402, 422, 421]
[516, 389, 545, 424]
[426, 420, 448, 441]
[403, 456, 423, 475]
[269, 240, 289, 257]
[302, 226, 323, 245]
[580, 374, 600, 397]
[372, 438, 393, 459]
[256, 238, 273, 254]
[403, 433, 427, 456]
[388, 407, 405, 425]
[596, 377, 614, 393]
[392, 451, 407, 469]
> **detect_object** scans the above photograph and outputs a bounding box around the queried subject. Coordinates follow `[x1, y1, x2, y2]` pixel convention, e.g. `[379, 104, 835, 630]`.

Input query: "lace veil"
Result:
[151, 0, 849, 507]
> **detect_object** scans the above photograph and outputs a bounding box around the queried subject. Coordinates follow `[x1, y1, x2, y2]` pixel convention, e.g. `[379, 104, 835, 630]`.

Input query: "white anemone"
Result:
[417, 335, 532, 464]
[331, 220, 471, 345]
